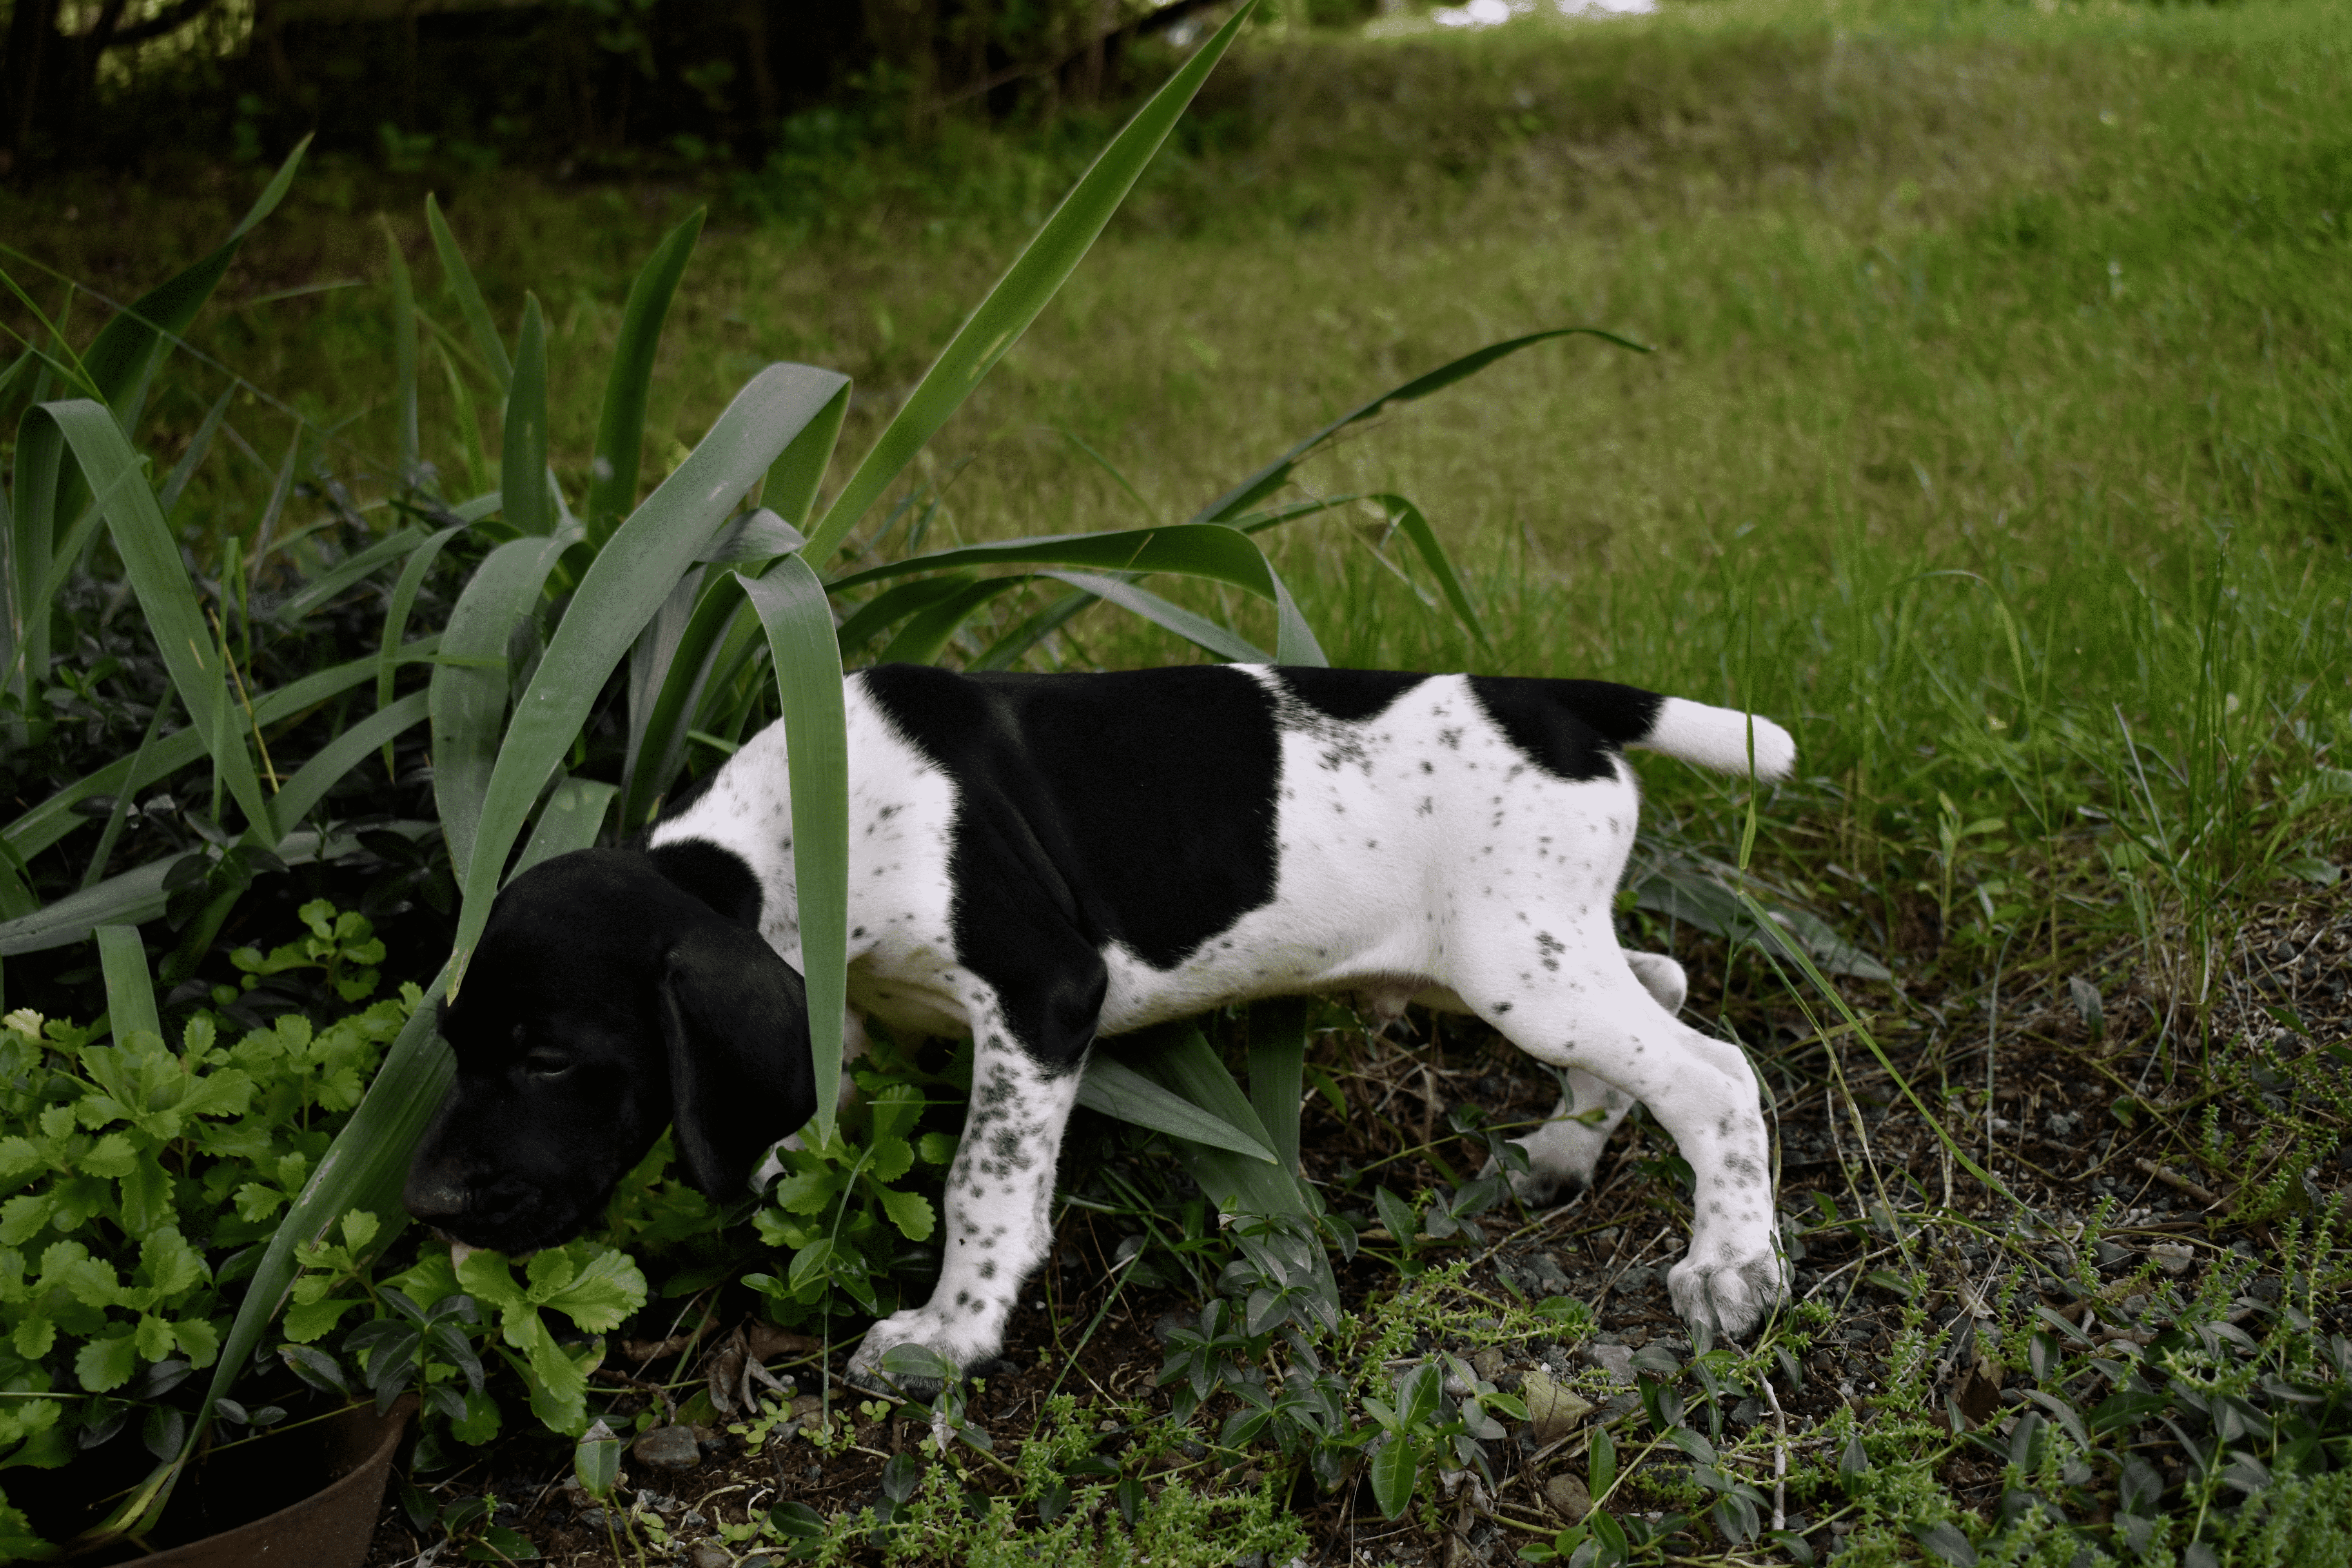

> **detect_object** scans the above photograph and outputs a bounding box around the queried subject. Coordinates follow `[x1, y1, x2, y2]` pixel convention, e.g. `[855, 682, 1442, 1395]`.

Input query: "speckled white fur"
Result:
[652, 670, 1789, 1373]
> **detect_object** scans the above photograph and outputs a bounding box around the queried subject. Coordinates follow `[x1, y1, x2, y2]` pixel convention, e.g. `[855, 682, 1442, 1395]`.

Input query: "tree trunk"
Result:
[1, 0, 61, 167]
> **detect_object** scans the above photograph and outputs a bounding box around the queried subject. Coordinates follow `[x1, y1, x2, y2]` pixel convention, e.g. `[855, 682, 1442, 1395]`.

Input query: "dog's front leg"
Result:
[847, 989, 1082, 1394]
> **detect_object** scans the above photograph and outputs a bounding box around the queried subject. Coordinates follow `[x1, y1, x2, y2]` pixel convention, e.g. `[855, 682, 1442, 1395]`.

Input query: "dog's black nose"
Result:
[403, 1174, 467, 1225]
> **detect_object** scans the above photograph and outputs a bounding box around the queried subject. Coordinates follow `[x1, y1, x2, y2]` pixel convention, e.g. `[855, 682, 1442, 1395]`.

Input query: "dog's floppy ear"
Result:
[658, 916, 816, 1199]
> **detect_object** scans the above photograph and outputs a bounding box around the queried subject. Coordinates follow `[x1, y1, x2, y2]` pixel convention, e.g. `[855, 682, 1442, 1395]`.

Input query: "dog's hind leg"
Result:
[1453, 935, 1783, 1338]
[1493, 951, 1687, 1203]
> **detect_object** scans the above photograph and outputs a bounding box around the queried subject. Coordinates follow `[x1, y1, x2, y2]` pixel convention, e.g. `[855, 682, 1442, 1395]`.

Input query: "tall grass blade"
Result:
[425, 194, 512, 397]
[1110, 1023, 1322, 1226]
[79, 137, 309, 419]
[1245, 998, 1308, 1178]
[1188, 328, 1647, 526]
[249, 428, 299, 579]
[1374, 495, 1492, 656]
[377, 522, 470, 775]
[739, 556, 849, 1142]
[971, 589, 1094, 672]
[0, 862, 176, 955]
[272, 692, 431, 835]
[503, 296, 551, 537]
[512, 777, 618, 882]
[157, 388, 232, 518]
[830, 524, 1291, 602]
[82, 693, 172, 890]
[381, 218, 421, 490]
[1732, 887, 2014, 1203]
[431, 536, 569, 893]
[29, 455, 150, 613]
[96, 924, 159, 1040]
[1038, 571, 1268, 662]
[588, 211, 704, 546]
[1, 826, 419, 957]
[34, 401, 274, 839]
[836, 577, 976, 660]
[765, 381, 850, 528]
[620, 573, 758, 826]
[436, 339, 492, 496]
[873, 577, 1025, 666]
[274, 525, 428, 625]
[1076, 1055, 1276, 1163]
[447, 364, 850, 989]
[5, 405, 64, 710]
[802, 0, 1259, 561]
[7, 647, 419, 861]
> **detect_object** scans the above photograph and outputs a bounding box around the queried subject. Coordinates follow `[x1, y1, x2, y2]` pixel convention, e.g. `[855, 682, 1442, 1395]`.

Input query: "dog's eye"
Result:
[524, 1051, 574, 1078]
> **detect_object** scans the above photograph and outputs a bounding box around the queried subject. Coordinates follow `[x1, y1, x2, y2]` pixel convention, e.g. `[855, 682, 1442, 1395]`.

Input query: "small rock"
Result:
[633, 1425, 702, 1472]
[690, 1548, 731, 1568]
[682, 1509, 710, 1530]
[1544, 1474, 1592, 1521]
[1526, 1252, 1575, 1295]
[789, 1394, 825, 1420]
[2150, 1244, 2195, 1277]
[1473, 1348, 1510, 1384]
[1613, 1265, 1658, 1294]
[1519, 1370, 1595, 1442]
[1584, 1343, 1635, 1385]
[573, 1508, 612, 1533]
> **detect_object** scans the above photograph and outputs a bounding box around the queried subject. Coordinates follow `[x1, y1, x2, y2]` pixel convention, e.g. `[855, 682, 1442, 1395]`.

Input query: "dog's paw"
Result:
[845, 1311, 991, 1400]
[1483, 1148, 1585, 1208]
[1667, 1242, 1789, 1341]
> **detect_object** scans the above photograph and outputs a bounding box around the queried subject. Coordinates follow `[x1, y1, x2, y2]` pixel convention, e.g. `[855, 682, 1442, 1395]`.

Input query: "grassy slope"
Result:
[8, 0, 2347, 847]
[5, 3, 2351, 1559]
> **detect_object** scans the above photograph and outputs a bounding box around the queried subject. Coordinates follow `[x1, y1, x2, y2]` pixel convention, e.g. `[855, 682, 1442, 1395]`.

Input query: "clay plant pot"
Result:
[131, 1395, 416, 1567]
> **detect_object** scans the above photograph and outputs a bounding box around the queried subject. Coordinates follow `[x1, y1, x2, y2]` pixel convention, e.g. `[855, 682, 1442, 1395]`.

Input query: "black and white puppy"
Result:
[405, 664, 1795, 1378]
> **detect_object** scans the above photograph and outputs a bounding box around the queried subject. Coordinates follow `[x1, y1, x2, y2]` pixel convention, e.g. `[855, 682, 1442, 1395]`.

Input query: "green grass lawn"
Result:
[9, 0, 2348, 838]
[5, 0, 2350, 1561]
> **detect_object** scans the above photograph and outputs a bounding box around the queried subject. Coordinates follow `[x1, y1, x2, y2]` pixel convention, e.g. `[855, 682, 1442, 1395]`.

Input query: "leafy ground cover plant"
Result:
[0, 905, 417, 1555]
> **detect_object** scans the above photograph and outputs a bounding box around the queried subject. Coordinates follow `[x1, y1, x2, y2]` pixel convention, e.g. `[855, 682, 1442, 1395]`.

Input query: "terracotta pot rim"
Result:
[130, 1395, 415, 1567]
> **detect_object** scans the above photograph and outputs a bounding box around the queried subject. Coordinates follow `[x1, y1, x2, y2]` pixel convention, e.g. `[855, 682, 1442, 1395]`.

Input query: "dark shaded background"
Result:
[0, 0, 1367, 176]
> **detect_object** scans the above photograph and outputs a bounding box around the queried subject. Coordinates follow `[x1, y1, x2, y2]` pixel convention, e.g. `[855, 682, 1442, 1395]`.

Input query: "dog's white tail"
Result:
[1630, 697, 1797, 781]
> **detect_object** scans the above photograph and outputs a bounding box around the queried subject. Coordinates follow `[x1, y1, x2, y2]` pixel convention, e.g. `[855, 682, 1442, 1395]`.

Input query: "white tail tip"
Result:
[1637, 697, 1797, 781]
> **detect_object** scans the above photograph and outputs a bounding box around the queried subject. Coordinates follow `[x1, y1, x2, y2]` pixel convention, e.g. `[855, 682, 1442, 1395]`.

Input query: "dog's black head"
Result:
[403, 843, 814, 1254]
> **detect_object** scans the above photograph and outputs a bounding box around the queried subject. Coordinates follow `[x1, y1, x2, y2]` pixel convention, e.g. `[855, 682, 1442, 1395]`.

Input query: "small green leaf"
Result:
[1374, 1187, 1421, 1248]
[76, 1330, 140, 1392]
[1911, 1521, 1980, 1566]
[1396, 1361, 1441, 1430]
[575, 1418, 621, 1499]
[1369, 1435, 1423, 1519]
[877, 1185, 936, 1242]
[537, 1247, 646, 1333]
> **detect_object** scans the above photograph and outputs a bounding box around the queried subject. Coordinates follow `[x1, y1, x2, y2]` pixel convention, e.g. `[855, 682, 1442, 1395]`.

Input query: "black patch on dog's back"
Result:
[1272, 667, 1427, 723]
[1467, 677, 1664, 784]
[862, 663, 1281, 976]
